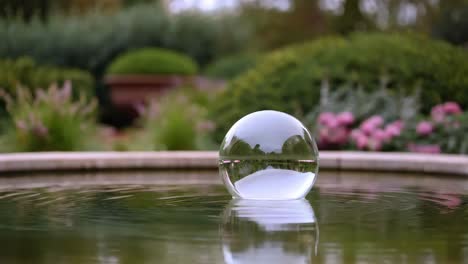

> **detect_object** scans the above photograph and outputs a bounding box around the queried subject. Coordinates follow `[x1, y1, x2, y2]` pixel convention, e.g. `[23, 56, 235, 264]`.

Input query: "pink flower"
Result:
[373, 129, 390, 142]
[15, 120, 28, 131]
[431, 105, 446, 123]
[319, 127, 328, 140]
[408, 143, 441, 154]
[336, 112, 355, 126]
[443, 102, 462, 115]
[385, 124, 401, 137]
[356, 134, 368, 150]
[425, 145, 442, 154]
[318, 112, 335, 126]
[416, 121, 433, 136]
[318, 127, 332, 148]
[350, 129, 363, 141]
[326, 117, 340, 129]
[367, 116, 384, 127]
[389, 120, 404, 130]
[383, 120, 404, 139]
[367, 137, 383, 151]
[360, 115, 384, 135]
[326, 126, 348, 145]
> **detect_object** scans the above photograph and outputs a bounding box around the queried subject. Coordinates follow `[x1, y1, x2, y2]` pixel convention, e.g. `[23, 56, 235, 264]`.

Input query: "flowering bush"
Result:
[312, 86, 415, 151]
[314, 102, 468, 154]
[307, 85, 420, 125]
[316, 112, 354, 149]
[0, 81, 98, 152]
[350, 117, 404, 151]
[398, 102, 468, 154]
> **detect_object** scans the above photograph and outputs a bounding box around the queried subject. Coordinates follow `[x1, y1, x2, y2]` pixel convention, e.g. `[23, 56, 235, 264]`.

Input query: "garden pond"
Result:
[0, 170, 466, 263]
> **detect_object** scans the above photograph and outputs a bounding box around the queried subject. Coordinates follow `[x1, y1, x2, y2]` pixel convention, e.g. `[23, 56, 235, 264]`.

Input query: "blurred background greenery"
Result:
[0, 0, 467, 152]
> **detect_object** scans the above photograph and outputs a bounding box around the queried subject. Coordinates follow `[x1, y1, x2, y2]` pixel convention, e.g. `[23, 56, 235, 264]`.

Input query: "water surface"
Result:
[0, 171, 467, 263]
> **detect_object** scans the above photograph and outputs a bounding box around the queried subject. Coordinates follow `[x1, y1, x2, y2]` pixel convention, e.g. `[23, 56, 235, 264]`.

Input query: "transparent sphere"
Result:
[219, 110, 319, 200]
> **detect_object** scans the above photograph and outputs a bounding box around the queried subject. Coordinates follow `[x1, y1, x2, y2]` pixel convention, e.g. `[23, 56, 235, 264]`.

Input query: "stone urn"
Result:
[104, 48, 200, 121]
[105, 74, 191, 115]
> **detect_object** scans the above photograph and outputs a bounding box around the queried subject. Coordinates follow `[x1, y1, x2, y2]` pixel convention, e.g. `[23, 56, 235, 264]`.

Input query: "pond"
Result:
[0, 170, 466, 263]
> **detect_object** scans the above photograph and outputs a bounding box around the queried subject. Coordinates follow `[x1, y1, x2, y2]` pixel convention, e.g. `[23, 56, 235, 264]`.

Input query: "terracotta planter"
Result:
[104, 74, 226, 125]
[104, 74, 193, 118]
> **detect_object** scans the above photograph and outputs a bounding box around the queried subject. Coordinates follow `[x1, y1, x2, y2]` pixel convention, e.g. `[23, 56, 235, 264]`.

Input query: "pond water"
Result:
[0, 171, 467, 264]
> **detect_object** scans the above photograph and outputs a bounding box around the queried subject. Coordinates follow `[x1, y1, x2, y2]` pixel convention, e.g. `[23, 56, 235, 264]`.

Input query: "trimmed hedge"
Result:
[107, 48, 198, 75]
[211, 33, 468, 141]
[0, 57, 94, 96]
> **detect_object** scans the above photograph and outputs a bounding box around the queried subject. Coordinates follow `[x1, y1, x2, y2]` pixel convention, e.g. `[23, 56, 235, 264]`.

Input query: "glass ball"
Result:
[219, 110, 319, 200]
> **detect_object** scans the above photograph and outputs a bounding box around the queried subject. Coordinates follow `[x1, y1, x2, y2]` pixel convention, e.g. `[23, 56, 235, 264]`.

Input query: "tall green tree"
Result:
[239, 0, 327, 49]
[0, 0, 49, 21]
[332, 0, 374, 34]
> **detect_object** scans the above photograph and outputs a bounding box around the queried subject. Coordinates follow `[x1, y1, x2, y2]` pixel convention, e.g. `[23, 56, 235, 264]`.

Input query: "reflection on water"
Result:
[221, 199, 318, 263]
[0, 171, 467, 263]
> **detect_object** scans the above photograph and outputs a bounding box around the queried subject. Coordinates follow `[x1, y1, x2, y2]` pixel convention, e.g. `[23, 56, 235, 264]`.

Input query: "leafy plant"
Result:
[0, 57, 94, 96]
[397, 102, 468, 154]
[203, 54, 259, 80]
[304, 85, 420, 129]
[210, 33, 468, 141]
[107, 48, 198, 75]
[133, 87, 216, 151]
[307, 85, 412, 151]
[0, 81, 98, 152]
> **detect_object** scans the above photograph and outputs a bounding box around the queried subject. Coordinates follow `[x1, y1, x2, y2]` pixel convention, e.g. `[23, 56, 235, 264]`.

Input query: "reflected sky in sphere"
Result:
[221, 110, 311, 154]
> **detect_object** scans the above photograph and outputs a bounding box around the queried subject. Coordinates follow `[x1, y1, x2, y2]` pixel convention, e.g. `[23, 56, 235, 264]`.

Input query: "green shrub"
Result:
[133, 87, 216, 151]
[0, 81, 98, 152]
[107, 48, 198, 75]
[210, 33, 468, 141]
[0, 4, 252, 77]
[203, 54, 259, 80]
[0, 57, 94, 96]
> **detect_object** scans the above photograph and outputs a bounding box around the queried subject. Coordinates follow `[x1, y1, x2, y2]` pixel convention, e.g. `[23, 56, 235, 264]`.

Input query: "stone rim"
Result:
[0, 151, 465, 176]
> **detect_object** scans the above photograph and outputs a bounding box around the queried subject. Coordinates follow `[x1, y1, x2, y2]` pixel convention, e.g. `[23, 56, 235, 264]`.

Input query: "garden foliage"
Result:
[0, 4, 251, 77]
[134, 87, 216, 151]
[211, 33, 468, 141]
[107, 48, 198, 75]
[0, 57, 94, 96]
[305, 85, 421, 129]
[399, 102, 468, 154]
[311, 87, 468, 154]
[0, 81, 98, 152]
[203, 54, 259, 80]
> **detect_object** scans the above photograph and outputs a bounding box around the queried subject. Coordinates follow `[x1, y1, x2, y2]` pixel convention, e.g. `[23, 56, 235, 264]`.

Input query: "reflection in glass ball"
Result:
[219, 110, 319, 200]
[221, 199, 318, 264]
